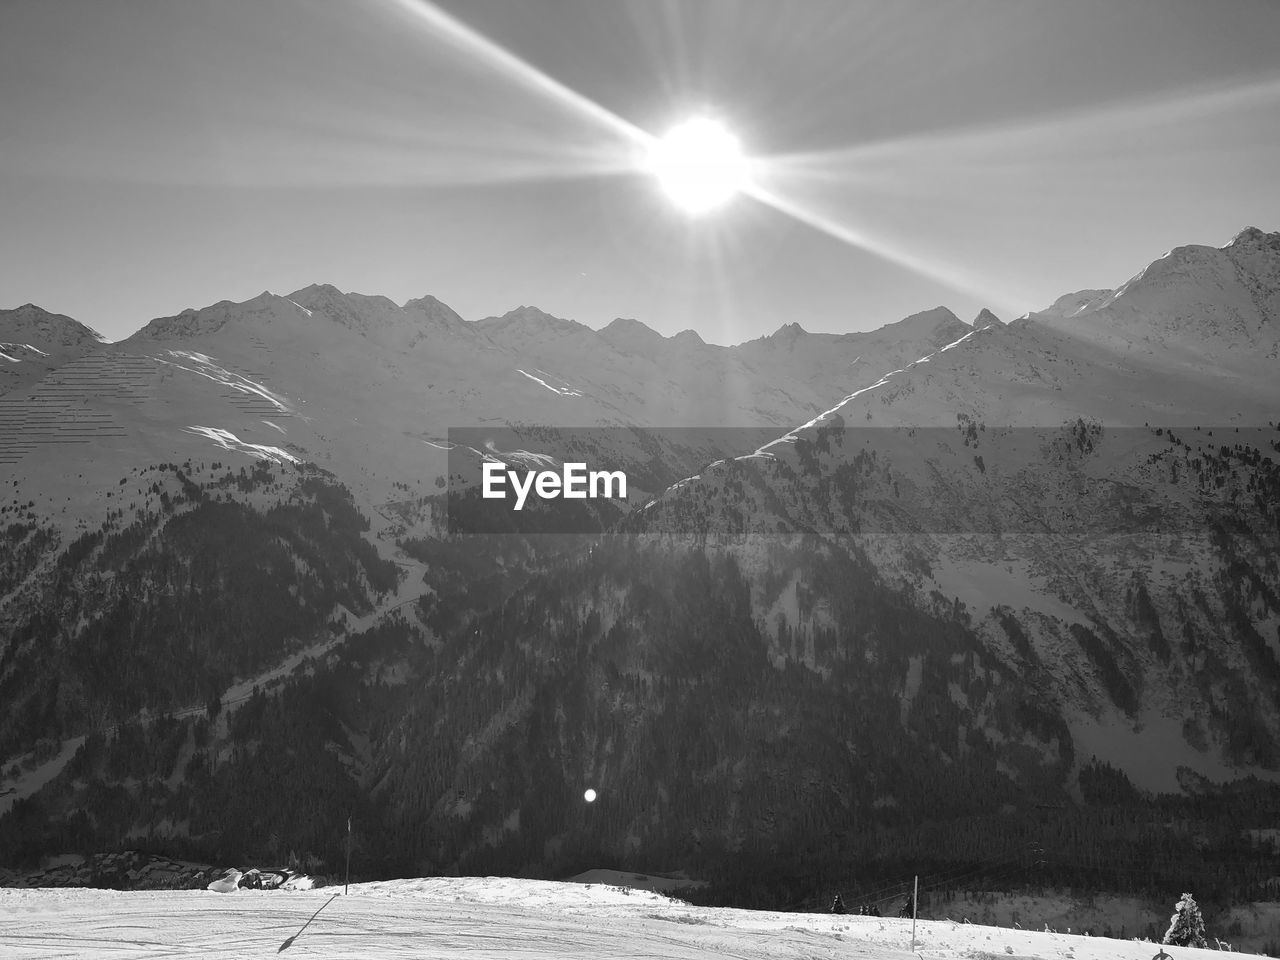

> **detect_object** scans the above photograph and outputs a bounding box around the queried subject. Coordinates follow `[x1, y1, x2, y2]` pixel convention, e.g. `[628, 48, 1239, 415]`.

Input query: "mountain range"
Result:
[1, 227, 1278, 898]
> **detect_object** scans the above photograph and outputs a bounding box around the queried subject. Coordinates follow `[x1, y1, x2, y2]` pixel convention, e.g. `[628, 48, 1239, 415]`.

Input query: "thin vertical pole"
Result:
[344, 816, 352, 895]
[911, 874, 919, 949]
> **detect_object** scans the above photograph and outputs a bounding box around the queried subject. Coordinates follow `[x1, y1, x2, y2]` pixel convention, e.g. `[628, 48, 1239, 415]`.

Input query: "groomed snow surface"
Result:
[0, 875, 1255, 960]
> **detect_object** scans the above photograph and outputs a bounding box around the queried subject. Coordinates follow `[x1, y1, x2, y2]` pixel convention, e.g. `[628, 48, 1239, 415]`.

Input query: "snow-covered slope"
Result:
[0, 283, 979, 532]
[734, 306, 973, 399]
[630, 228, 1280, 793]
[0, 876, 1257, 960]
[1027, 227, 1280, 364]
[0, 304, 104, 397]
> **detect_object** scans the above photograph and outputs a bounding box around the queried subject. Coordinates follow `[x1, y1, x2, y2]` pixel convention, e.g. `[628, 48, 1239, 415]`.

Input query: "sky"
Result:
[2, 0, 1279, 345]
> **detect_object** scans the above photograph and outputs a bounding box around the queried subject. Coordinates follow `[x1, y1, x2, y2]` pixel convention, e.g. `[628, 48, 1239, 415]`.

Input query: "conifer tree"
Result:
[1162, 892, 1207, 948]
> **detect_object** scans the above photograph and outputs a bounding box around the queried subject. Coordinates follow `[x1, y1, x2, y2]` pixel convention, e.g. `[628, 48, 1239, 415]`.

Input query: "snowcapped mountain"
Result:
[3, 227, 1280, 892]
[0, 304, 104, 397]
[0, 281, 977, 532]
[1026, 227, 1280, 363]
[733, 306, 974, 399]
[474, 304, 591, 346]
[711, 231, 1279, 434]
[627, 227, 1280, 796]
[972, 307, 1003, 329]
[1030, 290, 1116, 323]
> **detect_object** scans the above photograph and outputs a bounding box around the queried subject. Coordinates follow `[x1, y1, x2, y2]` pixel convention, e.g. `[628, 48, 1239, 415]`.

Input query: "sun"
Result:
[646, 117, 749, 216]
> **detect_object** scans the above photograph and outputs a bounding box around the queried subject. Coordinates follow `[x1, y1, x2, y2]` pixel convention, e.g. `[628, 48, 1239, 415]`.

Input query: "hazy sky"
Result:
[2, 0, 1279, 344]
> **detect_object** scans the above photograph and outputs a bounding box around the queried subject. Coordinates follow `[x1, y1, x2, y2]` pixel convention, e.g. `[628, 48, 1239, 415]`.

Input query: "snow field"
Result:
[0, 876, 1263, 960]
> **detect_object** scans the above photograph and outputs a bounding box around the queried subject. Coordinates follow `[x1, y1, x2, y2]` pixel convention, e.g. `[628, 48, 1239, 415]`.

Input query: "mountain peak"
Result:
[603, 317, 660, 337]
[404, 294, 465, 328]
[972, 308, 1002, 328]
[404, 293, 454, 312]
[671, 329, 706, 348]
[476, 306, 588, 341]
[288, 283, 400, 315]
[284, 284, 390, 335]
[599, 317, 666, 353]
[501, 305, 566, 324]
[1228, 226, 1280, 251]
[906, 305, 958, 322]
[1022, 227, 1280, 351]
[0, 303, 106, 396]
[288, 282, 340, 296]
[1026, 290, 1113, 322]
[6, 302, 66, 321]
[881, 306, 964, 340]
[286, 283, 347, 308]
[769, 321, 807, 339]
[0, 303, 105, 346]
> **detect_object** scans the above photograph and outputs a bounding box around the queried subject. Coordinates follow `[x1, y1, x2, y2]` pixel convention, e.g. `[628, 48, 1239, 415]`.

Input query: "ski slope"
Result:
[0, 876, 1251, 960]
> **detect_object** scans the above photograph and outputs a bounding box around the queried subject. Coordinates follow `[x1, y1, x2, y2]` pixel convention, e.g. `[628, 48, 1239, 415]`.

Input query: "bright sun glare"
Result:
[646, 117, 749, 216]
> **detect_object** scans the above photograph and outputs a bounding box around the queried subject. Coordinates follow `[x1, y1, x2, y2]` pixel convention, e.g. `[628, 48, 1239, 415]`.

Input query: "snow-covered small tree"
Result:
[1162, 892, 1207, 948]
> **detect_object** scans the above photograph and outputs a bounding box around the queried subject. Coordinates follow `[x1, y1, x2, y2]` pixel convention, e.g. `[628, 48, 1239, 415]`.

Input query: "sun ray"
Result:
[742, 180, 1024, 314]
[381, 0, 1025, 313]
[765, 73, 1280, 185]
[734, 71, 1280, 318]
[387, 0, 655, 154]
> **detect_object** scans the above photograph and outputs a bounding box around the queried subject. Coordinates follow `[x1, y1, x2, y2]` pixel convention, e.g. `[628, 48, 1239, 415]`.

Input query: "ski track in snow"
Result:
[0, 519, 428, 802]
[209, 529, 426, 737]
[0, 737, 86, 818]
[0, 878, 1250, 960]
[658, 325, 995, 494]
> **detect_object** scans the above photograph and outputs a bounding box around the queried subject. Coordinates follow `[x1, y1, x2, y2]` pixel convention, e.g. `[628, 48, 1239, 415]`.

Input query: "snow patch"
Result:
[566, 868, 708, 894]
[156, 350, 293, 414]
[482, 439, 557, 468]
[927, 549, 1083, 624]
[516, 368, 584, 397]
[1067, 705, 1280, 794]
[0, 736, 87, 817]
[0, 341, 50, 360]
[184, 426, 300, 464]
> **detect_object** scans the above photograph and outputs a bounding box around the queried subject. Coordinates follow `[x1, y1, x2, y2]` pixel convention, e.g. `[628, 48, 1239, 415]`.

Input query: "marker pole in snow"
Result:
[344, 816, 352, 895]
[278, 893, 337, 952]
[911, 875, 918, 949]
